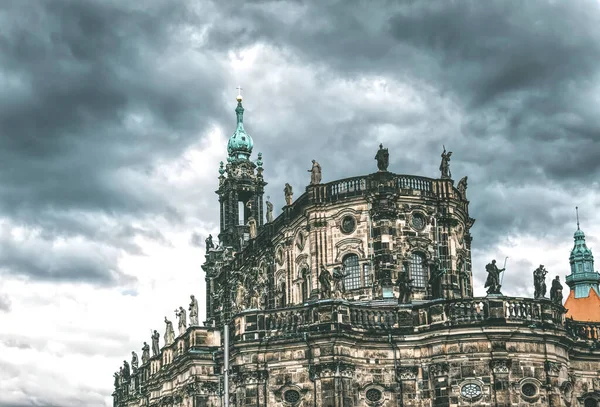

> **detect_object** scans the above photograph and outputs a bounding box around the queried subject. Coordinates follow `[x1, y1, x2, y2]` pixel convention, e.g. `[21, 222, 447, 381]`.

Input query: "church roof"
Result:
[565, 287, 600, 322]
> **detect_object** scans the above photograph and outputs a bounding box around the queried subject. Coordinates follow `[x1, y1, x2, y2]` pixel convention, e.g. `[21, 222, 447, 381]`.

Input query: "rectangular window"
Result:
[238, 201, 245, 225]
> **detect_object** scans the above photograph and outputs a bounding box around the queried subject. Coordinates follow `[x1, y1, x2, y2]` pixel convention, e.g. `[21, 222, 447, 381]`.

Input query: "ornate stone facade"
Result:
[113, 97, 600, 407]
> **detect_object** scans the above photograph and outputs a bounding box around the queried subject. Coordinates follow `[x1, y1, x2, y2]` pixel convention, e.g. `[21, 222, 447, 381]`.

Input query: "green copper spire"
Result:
[227, 89, 254, 162]
[566, 207, 600, 298]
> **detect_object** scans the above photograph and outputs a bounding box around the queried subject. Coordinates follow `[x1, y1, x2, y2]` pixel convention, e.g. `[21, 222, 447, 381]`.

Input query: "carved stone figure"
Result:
[396, 271, 413, 304]
[277, 286, 286, 307]
[189, 295, 199, 326]
[533, 265, 548, 298]
[123, 360, 131, 382]
[176, 306, 187, 335]
[319, 264, 333, 299]
[205, 234, 214, 253]
[308, 160, 322, 185]
[164, 317, 175, 346]
[429, 259, 445, 299]
[141, 342, 150, 364]
[550, 276, 563, 305]
[151, 330, 160, 356]
[284, 183, 293, 206]
[332, 266, 348, 298]
[266, 199, 274, 223]
[457, 176, 468, 199]
[375, 143, 389, 172]
[439, 146, 452, 179]
[484, 259, 505, 295]
[248, 216, 257, 239]
[114, 371, 120, 389]
[131, 351, 138, 372]
[235, 282, 247, 311]
[249, 285, 262, 309]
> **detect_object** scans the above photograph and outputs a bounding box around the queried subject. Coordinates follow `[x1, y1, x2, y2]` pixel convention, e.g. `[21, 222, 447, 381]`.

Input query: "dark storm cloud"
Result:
[208, 0, 600, 255]
[0, 0, 229, 284]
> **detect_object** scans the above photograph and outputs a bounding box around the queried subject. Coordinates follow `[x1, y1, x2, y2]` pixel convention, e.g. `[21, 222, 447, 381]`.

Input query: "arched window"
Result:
[410, 253, 426, 289]
[343, 254, 361, 290]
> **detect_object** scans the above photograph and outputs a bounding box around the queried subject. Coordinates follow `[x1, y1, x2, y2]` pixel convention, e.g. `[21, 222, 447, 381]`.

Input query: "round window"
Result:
[521, 383, 537, 397]
[460, 383, 482, 400]
[411, 214, 425, 230]
[365, 388, 383, 402]
[585, 398, 598, 407]
[341, 216, 357, 234]
[283, 389, 301, 403]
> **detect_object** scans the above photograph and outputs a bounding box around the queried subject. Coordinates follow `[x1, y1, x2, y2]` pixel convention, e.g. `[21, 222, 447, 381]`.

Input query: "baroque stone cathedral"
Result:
[112, 94, 600, 407]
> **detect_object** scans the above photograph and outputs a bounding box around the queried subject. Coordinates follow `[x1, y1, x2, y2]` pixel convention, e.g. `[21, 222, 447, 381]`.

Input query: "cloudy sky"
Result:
[1, 0, 600, 405]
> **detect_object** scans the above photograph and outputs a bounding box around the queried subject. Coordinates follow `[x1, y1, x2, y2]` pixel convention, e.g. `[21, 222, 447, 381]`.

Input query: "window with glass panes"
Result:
[343, 254, 361, 290]
[410, 253, 427, 289]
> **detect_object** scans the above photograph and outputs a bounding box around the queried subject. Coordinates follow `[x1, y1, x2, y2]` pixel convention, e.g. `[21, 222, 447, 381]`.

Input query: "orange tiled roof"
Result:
[564, 288, 600, 322]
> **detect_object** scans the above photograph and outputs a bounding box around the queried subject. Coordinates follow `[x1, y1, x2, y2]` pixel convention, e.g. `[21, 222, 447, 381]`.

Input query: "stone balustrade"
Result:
[566, 319, 600, 342]
[232, 296, 566, 341]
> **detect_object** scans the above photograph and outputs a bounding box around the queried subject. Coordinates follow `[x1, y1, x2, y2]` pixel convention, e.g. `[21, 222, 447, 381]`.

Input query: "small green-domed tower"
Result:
[566, 208, 600, 298]
[216, 92, 267, 251]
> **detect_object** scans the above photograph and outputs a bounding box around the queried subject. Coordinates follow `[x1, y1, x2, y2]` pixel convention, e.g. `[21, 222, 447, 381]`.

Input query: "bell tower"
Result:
[566, 207, 600, 298]
[216, 92, 267, 251]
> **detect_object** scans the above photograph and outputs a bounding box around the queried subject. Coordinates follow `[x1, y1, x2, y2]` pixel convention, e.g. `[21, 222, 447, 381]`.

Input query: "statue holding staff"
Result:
[484, 259, 506, 295]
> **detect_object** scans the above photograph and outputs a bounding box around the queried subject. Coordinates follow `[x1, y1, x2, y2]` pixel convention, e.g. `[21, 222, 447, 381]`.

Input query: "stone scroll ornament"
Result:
[375, 143, 389, 172]
[266, 198, 274, 223]
[284, 183, 293, 206]
[457, 176, 468, 199]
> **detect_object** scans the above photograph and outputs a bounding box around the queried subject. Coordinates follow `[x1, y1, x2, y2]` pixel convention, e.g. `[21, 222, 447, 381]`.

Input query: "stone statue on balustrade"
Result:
[249, 286, 262, 309]
[550, 276, 563, 305]
[375, 143, 389, 172]
[114, 371, 121, 389]
[266, 199, 274, 223]
[141, 342, 150, 364]
[175, 306, 187, 335]
[439, 146, 452, 179]
[164, 317, 175, 346]
[284, 183, 293, 206]
[457, 176, 468, 199]
[333, 266, 350, 299]
[131, 351, 138, 372]
[248, 216, 257, 239]
[533, 265, 548, 298]
[189, 295, 199, 326]
[308, 160, 322, 185]
[151, 330, 160, 356]
[484, 259, 505, 295]
[429, 258, 446, 299]
[396, 271, 413, 304]
[205, 234, 214, 253]
[123, 360, 131, 382]
[319, 264, 333, 299]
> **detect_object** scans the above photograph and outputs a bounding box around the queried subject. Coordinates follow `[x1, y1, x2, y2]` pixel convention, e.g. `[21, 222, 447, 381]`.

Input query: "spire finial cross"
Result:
[236, 86, 243, 97]
[576, 206, 580, 230]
